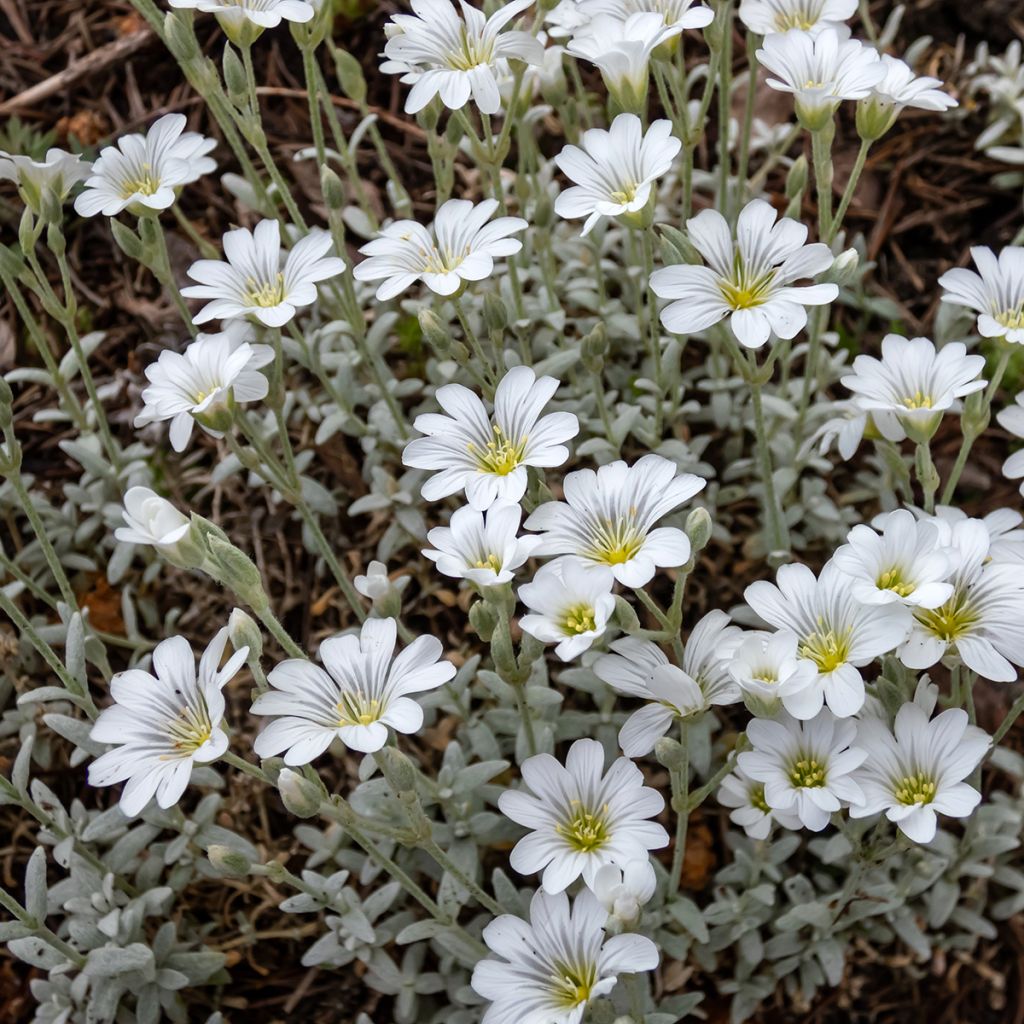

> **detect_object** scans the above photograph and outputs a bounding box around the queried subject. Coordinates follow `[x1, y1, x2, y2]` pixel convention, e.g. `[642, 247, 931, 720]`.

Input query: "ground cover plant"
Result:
[4, 0, 1024, 1021]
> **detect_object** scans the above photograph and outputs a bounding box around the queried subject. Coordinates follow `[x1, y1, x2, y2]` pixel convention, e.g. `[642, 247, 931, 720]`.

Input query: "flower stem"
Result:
[811, 122, 835, 241]
[668, 722, 690, 897]
[639, 229, 665, 437]
[829, 137, 871, 243]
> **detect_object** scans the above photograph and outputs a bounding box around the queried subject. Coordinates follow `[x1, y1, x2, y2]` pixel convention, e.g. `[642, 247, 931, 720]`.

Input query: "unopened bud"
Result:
[278, 768, 322, 818]
[164, 11, 200, 61]
[320, 166, 345, 211]
[205, 535, 267, 611]
[377, 745, 417, 794]
[581, 323, 608, 372]
[222, 43, 248, 106]
[207, 844, 252, 878]
[483, 293, 508, 335]
[469, 600, 498, 642]
[228, 608, 263, 662]
[110, 220, 145, 263]
[533, 190, 554, 229]
[654, 735, 687, 770]
[828, 248, 859, 286]
[785, 155, 808, 200]
[419, 309, 453, 357]
[685, 506, 712, 553]
[333, 47, 367, 104]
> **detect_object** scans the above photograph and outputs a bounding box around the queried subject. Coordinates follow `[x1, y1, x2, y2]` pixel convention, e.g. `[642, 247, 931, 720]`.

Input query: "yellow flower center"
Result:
[550, 961, 598, 1010]
[751, 669, 779, 684]
[789, 756, 827, 789]
[750, 783, 771, 813]
[165, 703, 214, 756]
[901, 390, 934, 410]
[444, 27, 494, 71]
[914, 591, 979, 644]
[467, 425, 527, 476]
[775, 8, 819, 31]
[996, 306, 1024, 329]
[894, 772, 937, 806]
[876, 567, 916, 598]
[609, 185, 638, 205]
[121, 164, 162, 198]
[799, 623, 852, 673]
[473, 553, 504, 572]
[337, 695, 383, 728]
[556, 802, 610, 852]
[243, 273, 286, 308]
[718, 251, 777, 310]
[563, 603, 597, 635]
[583, 513, 645, 566]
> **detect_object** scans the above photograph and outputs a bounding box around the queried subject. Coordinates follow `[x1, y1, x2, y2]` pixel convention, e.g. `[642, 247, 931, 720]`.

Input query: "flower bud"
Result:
[110, 220, 145, 263]
[685, 506, 712, 554]
[483, 293, 508, 335]
[419, 308, 453, 357]
[222, 42, 248, 107]
[278, 768, 322, 818]
[320, 166, 346, 211]
[205, 535, 268, 611]
[376, 745, 418, 794]
[164, 11, 201, 61]
[469, 600, 498, 642]
[333, 47, 367, 104]
[654, 735, 687, 770]
[228, 608, 263, 663]
[827, 248, 859, 286]
[207, 844, 252, 878]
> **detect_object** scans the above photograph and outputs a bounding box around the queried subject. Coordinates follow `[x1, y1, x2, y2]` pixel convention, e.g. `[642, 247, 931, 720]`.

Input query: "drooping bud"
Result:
[207, 844, 252, 878]
[278, 768, 323, 818]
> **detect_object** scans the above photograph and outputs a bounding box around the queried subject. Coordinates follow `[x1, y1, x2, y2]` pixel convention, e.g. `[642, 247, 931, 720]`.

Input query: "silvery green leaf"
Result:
[42, 714, 104, 756]
[667, 897, 709, 943]
[8, 936, 68, 969]
[815, 939, 845, 985]
[24, 847, 47, 922]
[12, 734, 33, 796]
[396, 919, 446, 944]
[84, 943, 156, 978]
[0, 921, 31, 941]
[431, 927, 484, 968]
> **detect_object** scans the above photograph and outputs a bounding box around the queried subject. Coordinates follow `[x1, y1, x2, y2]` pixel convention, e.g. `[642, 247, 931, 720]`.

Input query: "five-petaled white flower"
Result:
[498, 737, 669, 892]
[567, 12, 684, 111]
[744, 561, 912, 718]
[554, 114, 681, 236]
[856, 54, 957, 140]
[135, 323, 272, 451]
[518, 559, 616, 662]
[471, 887, 659, 1024]
[381, 0, 544, 116]
[251, 618, 455, 762]
[88, 628, 247, 816]
[0, 147, 90, 212]
[592, 858, 657, 928]
[831, 509, 954, 609]
[728, 630, 819, 719]
[897, 517, 1024, 682]
[353, 198, 527, 301]
[738, 0, 855, 37]
[738, 709, 867, 832]
[997, 392, 1024, 496]
[757, 28, 883, 129]
[167, 0, 314, 37]
[182, 219, 346, 327]
[718, 763, 801, 839]
[524, 454, 705, 587]
[423, 501, 540, 586]
[74, 114, 215, 218]
[403, 365, 579, 510]
[851, 700, 989, 844]
[938, 245, 1024, 345]
[650, 199, 838, 349]
[840, 334, 986, 443]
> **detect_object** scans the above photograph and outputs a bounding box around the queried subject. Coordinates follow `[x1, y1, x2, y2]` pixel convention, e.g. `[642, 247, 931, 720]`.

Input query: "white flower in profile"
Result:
[353, 198, 527, 301]
[997, 392, 1024, 495]
[471, 887, 659, 1024]
[0, 148, 90, 212]
[594, 631, 740, 756]
[524, 454, 705, 588]
[738, 0, 855, 36]
[738, 710, 867, 832]
[74, 114, 215, 218]
[897, 517, 1024, 682]
[650, 199, 838, 349]
[728, 630, 819, 719]
[353, 560, 393, 600]
[498, 738, 669, 893]
[403, 366, 579, 510]
[851, 702, 988, 843]
[423, 502, 540, 586]
[744, 562, 912, 718]
[592, 859, 657, 928]
[182, 220, 345, 327]
[115, 487, 197, 566]
[381, 0, 544, 116]
[554, 114, 680, 236]
[567, 12, 684, 111]
[87, 628, 247, 816]
[801, 399, 869, 461]
[135, 323, 272, 451]
[909, 505, 1024, 565]
[840, 334, 986, 442]
[938, 245, 1024, 345]
[518, 559, 616, 662]
[718, 764, 801, 839]
[578, 0, 714, 32]
[757, 28, 884, 129]
[857, 54, 957, 140]
[251, 618, 455, 762]
[831, 509, 954, 610]
[167, 0, 314, 36]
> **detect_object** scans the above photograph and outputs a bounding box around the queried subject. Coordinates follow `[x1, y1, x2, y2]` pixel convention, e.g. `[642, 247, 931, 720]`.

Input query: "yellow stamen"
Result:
[894, 772, 937, 806]
[550, 961, 598, 1009]
[876, 567, 916, 598]
[799, 620, 852, 673]
[467, 424, 527, 476]
[555, 801, 610, 852]
[789, 756, 827, 788]
[243, 273, 286, 308]
[563, 604, 597, 635]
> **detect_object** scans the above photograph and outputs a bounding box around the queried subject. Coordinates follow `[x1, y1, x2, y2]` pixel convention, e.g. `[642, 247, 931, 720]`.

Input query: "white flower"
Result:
[998, 392, 1024, 494]
[471, 887, 659, 1024]
[738, 0, 855, 36]
[354, 560, 393, 600]
[831, 509, 954, 610]
[73, 114, 215, 218]
[728, 630, 819, 719]
[88, 628, 246, 816]
[801, 399, 868, 460]
[381, 0, 544, 116]
[518, 559, 616, 662]
[857, 54, 957, 139]
[594, 629, 741, 756]
[757, 28, 884, 129]
[134, 323, 272, 451]
[851, 702, 988, 843]
[554, 114, 680, 236]
[592, 859, 657, 928]
[182, 220, 346, 327]
[546, 0, 591, 37]
[738, 710, 867, 832]
[906, 505, 1024, 564]
[353, 198, 527, 301]
[167, 0, 314, 32]
[115, 486, 194, 558]
[578, 0, 714, 32]
[840, 334, 986, 442]
[718, 764, 801, 839]
[403, 366, 579, 510]
[567, 13, 684, 110]
[744, 562, 912, 718]
[498, 737, 669, 892]
[424, 502, 539, 586]
[650, 199, 838, 349]
[251, 618, 455, 762]
[897, 517, 1024, 682]
[524, 454, 705, 587]
[938, 245, 1024, 345]
[0, 148, 90, 212]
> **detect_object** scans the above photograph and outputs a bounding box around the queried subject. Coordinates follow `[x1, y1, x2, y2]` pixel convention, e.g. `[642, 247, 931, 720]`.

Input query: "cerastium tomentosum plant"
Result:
[3, 1, 1024, 1022]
